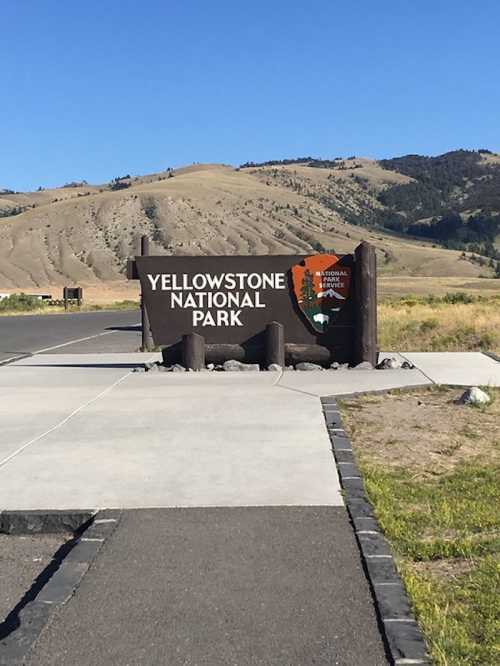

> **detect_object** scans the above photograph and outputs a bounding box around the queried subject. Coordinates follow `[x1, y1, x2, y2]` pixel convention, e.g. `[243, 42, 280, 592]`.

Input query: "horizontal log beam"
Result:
[162, 342, 350, 368]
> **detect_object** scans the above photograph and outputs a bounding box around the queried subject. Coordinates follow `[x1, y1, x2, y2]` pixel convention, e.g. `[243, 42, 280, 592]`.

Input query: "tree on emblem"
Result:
[300, 269, 316, 309]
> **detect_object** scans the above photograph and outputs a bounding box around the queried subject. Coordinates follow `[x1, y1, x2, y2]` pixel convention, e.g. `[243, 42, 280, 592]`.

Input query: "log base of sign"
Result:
[182, 333, 206, 371]
[265, 321, 285, 368]
[285, 344, 337, 367]
[162, 342, 347, 368]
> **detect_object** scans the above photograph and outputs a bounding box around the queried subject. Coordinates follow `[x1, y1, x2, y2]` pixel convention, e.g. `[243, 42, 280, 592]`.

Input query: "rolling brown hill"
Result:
[0, 158, 498, 291]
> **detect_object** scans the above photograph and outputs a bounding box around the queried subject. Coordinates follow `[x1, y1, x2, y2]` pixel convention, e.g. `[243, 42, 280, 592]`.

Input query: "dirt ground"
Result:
[0, 534, 67, 621]
[0, 281, 140, 305]
[340, 387, 500, 475]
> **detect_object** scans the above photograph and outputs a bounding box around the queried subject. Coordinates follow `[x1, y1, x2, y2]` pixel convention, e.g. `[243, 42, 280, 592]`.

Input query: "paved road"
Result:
[27, 508, 389, 666]
[0, 310, 141, 363]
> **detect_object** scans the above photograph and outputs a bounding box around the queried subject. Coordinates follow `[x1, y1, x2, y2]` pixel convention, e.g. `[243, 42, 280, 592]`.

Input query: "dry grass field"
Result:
[378, 276, 500, 298]
[378, 294, 500, 353]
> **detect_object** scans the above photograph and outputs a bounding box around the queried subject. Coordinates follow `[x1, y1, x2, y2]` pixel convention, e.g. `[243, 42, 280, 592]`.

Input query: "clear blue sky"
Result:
[2, 0, 499, 191]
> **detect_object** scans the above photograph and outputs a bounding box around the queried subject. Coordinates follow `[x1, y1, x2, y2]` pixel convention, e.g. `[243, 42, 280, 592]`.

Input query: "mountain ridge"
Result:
[0, 150, 499, 288]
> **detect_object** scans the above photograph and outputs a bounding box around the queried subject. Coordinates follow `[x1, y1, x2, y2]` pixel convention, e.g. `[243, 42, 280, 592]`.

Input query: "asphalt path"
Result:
[0, 310, 141, 364]
[27, 508, 389, 666]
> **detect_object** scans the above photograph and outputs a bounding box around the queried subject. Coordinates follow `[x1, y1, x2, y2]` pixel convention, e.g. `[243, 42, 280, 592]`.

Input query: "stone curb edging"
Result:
[0, 509, 121, 665]
[321, 397, 432, 666]
[0, 510, 94, 535]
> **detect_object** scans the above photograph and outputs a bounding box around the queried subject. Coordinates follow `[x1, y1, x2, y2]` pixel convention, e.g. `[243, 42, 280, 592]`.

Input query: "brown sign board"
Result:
[135, 254, 355, 352]
[63, 287, 83, 301]
[128, 241, 378, 367]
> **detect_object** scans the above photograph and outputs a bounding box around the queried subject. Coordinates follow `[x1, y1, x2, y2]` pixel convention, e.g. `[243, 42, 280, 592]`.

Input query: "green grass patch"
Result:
[0, 293, 48, 312]
[364, 463, 500, 561]
[360, 460, 500, 664]
[402, 557, 500, 665]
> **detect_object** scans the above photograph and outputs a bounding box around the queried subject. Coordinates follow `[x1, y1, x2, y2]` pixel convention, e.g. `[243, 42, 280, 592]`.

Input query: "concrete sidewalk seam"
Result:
[274, 381, 320, 398]
[398, 352, 437, 385]
[271, 366, 284, 386]
[0, 510, 121, 666]
[321, 397, 431, 665]
[0, 371, 132, 471]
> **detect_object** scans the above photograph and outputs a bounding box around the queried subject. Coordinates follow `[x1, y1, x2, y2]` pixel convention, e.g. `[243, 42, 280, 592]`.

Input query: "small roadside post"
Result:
[63, 287, 83, 310]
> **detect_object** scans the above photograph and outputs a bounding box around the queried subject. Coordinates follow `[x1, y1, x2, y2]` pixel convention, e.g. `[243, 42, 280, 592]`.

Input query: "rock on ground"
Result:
[376, 357, 401, 370]
[223, 360, 260, 372]
[352, 361, 373, 370]
[376, 357, 415, 370]
[296, 362, 323, 371]
[458, 387, 491, 405]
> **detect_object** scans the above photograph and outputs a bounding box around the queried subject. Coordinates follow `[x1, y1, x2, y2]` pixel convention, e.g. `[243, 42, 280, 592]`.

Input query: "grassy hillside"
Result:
[0, 153, 499, 288]
[244, 150, 500, 262]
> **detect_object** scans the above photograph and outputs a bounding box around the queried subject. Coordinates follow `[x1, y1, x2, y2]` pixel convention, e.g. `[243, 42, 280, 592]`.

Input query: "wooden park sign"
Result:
[127, 238, 377, 368]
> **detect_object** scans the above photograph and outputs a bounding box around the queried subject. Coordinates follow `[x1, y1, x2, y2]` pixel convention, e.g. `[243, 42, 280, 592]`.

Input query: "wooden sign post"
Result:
[140, 235, 154, 352]
[353, 241, 377, 366]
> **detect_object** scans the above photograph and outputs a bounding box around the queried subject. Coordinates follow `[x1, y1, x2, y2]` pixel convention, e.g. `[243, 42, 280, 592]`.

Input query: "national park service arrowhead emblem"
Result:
[291, 255, 351, 333]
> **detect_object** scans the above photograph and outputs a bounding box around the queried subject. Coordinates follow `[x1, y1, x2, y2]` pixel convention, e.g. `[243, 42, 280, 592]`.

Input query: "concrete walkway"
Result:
[1, 351, 498, 510]
[0, 357, 341, 510]
[401, 351, 500, 387]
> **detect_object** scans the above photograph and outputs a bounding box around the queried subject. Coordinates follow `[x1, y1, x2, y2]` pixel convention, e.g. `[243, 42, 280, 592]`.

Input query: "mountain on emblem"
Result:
[291, 254, 352, 333]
